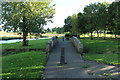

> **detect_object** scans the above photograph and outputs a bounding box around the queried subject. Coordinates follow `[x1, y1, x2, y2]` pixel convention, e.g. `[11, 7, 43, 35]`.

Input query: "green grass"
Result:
[2, 39, 50, 50]
[100, 73, 112, 77]
[2, 51, 46, 79]
[80, 39, 120, 65]
[82, 65, 90, 68]
[80, 39, 119, 54]
[83, 53, 120, 65]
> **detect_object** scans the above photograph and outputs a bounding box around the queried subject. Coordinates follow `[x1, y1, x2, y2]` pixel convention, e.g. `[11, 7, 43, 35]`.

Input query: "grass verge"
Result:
[2, 39, 50, 50]
[80, 39, 119, 54]
[83, 53, 120, 65]
[80, 39, 120, 65]
[2, 51, 46, 79]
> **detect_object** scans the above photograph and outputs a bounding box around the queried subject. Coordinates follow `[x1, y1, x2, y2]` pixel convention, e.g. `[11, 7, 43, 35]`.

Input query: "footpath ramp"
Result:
[43, 38, 119, 78]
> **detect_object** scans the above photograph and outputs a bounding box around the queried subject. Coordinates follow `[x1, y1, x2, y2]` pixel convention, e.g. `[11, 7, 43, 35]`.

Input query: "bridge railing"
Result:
[46, 36, 58, 53]
[71, 36, 83, 54]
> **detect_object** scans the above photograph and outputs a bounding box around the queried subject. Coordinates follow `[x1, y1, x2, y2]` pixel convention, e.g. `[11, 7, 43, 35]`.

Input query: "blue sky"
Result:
[45, 0, 115, 29]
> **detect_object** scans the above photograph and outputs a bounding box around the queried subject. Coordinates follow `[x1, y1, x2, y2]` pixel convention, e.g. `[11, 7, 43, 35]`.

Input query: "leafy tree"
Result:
[52, 27, 57, 32]
[83, 2, 110, 40]
[84, 4, 97, 40]
[77, 12, 88, 38]
[51, 27, 64, 34]
[1, 1, 55, 46]
[45, 28, 51, 33]
[63, 16, 72, 32]
[108, 1, 120, 38]
[97, 2, 110, 40]
[70, 14, 79, 35]
[56, 27, 64, 34]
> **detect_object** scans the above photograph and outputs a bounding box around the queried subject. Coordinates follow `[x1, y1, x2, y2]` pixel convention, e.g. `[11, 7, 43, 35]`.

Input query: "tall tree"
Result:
[84, 4, 96, 40]
[1, 1, 55, 46]
[63, 16, 72, 32]
[70, 14, 79, 35]
[77, 12, 88, 38]
[108, 1, 120, 38]
[98, 2, 110, 40]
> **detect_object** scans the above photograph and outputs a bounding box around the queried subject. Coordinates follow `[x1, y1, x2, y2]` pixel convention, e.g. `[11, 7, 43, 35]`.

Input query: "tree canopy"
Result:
[1, 1, 55, 46]
[63, 2, 120, 39]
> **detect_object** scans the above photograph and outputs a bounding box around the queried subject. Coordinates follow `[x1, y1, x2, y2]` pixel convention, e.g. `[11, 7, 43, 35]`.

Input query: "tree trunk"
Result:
[22, 31, 28, 46]
[115, 34, 117, 39]
[90, 32, 93, 40]
[104, 30, 106, 40]
[97, 31, 99, 38]
[84, 34, 85, 38]
[30, 33, 32, 38]
[78, 34, 80, 38]
[100, 31, 101, 37]
[22, 16, 28, 46]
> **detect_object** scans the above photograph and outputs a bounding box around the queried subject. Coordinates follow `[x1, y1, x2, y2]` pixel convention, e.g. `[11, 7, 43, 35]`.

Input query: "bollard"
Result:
[60, 47, 65, 64]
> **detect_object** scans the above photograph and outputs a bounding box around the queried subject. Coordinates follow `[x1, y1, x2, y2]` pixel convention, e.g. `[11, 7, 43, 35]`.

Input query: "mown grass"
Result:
[80, 39, 120, 65]
[2, 51, 46, 79]
[80, 39, 119, 54]
[82, 65, 90, 68]
[2, 39, 50, 50]
[83, 53, 120, 65]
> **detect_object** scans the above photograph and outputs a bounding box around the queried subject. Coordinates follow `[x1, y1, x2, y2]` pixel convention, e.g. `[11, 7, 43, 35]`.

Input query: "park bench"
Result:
[71, 36, 83, 54]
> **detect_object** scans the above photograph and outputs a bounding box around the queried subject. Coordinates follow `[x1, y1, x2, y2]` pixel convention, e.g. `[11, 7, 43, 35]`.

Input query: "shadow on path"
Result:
[43, 38, 120, 78]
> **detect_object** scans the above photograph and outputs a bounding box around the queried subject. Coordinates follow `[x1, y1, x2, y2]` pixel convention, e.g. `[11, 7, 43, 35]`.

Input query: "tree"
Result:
[77, 12, 88, 38]
[1, 1, 55, 46]
[83, 2, 110, 40]
[46, 28, 51, 33]
[108, 1, 120, 39]
[51, 27, 64, 34]
[63, 16, 72, 32]
[70, 14, 79, 35]
[84, 4, 97, 40]
[97, 2, 110, 40]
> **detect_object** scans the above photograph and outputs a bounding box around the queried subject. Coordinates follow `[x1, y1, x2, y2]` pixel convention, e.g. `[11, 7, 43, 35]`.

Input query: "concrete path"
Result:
[43, 38, 119, 78]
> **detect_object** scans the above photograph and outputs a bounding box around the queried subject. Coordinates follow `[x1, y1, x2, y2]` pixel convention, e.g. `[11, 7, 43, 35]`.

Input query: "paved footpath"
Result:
[43, 38, 119, 78]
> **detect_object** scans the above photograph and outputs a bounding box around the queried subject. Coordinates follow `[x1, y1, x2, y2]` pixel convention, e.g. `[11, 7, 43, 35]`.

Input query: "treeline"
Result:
[44, 27, 64, 34]
[63, 2, 120, 40]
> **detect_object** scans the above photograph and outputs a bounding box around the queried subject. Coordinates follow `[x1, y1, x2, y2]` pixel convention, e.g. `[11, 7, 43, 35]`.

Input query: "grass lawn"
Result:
[84, 53, 120, 65]
[2, 51, 46, 79]
[2, 39, 50, 50]
[80, 39, 120, 65]
[80, 39, 119, 54]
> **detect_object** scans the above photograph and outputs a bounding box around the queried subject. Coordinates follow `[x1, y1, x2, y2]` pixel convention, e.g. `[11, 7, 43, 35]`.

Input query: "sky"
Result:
[44, 0, 115, 29]
[0, 0, 116, 30]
